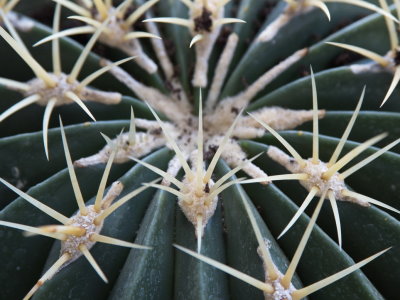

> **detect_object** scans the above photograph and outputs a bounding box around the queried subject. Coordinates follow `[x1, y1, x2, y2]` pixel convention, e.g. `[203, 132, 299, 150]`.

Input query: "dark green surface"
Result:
[174, 201, 229, 300]
[109, 190, 176, 300]
[218, 160, 304, 300]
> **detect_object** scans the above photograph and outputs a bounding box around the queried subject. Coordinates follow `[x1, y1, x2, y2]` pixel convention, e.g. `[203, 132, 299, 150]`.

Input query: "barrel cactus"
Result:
[0, 0, 399, 299]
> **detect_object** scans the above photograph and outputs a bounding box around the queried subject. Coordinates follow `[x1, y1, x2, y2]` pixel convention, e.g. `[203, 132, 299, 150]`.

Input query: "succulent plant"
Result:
[0, 0, 400, 299]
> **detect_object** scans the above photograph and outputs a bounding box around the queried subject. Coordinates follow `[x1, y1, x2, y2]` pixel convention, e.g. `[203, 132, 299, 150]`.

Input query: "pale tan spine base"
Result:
[256, 5, 314, 43]
[75, 131, 166, 167]
[267, 146, 369, 206]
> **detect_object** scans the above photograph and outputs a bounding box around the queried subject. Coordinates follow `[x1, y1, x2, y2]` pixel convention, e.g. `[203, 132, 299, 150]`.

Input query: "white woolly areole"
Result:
[186, 1, 225, 87]
[192, 26, 220, 87]
[60, 205, 103, 266]
[257, 4, 314, 43]
[97, 9, 128, 45]
[267, 146, 369, 206]
[95, 9, 157, 73]
[26, 73, 121, 106]
[191, 7, 223, 87]
[178, 175, 217, 236]
[298, 159, 347, 199]
[258, 240, 296, 300]
[350, 49, 398, 75]
[27, 74, 79, 106]
[349, 63, 385, 74]
[266, 280, 295, 300]
[7, 11, 35, 31]
[75, 131, 166, 167]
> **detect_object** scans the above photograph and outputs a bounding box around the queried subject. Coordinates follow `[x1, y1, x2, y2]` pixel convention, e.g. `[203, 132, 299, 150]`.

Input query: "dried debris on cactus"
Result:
[144, 0, 245, 87]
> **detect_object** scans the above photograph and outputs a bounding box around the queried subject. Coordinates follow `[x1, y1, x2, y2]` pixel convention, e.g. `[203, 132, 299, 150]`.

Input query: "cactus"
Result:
[0, 0, 399, 299]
